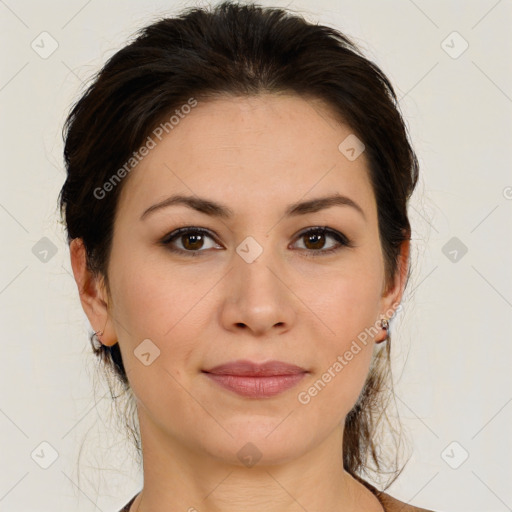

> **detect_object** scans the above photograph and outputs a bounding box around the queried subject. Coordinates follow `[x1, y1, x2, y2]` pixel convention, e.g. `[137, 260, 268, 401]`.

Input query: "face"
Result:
[74, 93, 406, 467]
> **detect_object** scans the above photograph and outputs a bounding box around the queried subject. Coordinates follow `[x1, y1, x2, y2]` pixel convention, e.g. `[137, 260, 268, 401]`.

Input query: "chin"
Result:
[199, 419, 315, 468]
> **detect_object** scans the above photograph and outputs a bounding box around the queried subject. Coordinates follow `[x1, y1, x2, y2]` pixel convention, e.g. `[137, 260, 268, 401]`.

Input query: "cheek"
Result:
[295, 256, 382, 412]
[303, 253, 383, 342]
[107, 245, 216, 379]
[108, 255, 207, 417]
[108, 239, 200, 336]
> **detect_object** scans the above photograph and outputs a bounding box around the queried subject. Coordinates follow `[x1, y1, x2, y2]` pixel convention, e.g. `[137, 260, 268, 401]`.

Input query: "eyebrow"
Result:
[140, 192, 366, 221]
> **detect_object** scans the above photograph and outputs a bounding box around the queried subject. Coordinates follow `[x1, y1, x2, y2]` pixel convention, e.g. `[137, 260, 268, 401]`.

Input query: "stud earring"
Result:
[94, 318, 108, 346]
[376, 316, 389, 344]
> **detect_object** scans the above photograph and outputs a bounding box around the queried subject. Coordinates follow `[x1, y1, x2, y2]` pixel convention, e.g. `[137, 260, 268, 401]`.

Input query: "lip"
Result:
[202, 359, 308, 398]
[203, 359, 308, 376]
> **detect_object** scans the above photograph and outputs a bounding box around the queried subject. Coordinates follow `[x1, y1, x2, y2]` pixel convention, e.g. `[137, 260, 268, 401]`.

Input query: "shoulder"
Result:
[376, 490, 439, 512]
[360, 478, 440, 512]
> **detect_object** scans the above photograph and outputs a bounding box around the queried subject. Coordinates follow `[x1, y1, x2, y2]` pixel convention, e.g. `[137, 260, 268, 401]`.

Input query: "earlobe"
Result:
[374, 315, 390, 344]
[69, 238, 117, 347]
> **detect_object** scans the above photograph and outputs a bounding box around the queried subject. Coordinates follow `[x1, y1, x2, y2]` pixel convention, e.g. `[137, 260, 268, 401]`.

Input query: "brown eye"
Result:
[302, 231, 327, 250]
[293, 227, 352, 256]
[161, 227, 221, 256]
[161, 226, 353, 258]
[181, 232, 205, 250]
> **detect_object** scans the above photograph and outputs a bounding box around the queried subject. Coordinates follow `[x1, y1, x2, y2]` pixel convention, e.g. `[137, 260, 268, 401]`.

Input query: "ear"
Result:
[375, 238, 410, 343]
[69, 238, 117, 347]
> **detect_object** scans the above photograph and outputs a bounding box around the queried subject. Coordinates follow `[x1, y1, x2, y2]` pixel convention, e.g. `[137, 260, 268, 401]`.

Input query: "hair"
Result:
[59, 0, 419, 491]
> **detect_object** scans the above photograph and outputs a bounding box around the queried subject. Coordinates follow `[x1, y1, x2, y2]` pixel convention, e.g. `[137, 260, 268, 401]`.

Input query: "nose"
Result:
[219, 245, 296, 337]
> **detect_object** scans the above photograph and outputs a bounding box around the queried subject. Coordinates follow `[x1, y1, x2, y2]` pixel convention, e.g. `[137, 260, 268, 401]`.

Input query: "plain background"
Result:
[1, 0, 511, 511]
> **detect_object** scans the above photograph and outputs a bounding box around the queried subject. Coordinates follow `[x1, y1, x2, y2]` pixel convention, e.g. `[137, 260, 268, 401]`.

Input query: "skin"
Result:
[70, 93, 409, 512]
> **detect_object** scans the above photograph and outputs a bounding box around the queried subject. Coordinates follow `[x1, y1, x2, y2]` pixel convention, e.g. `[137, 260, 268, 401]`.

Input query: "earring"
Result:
[376, 316, 389, 344]
[93, 330, 104, 348]
[94, 318, 108, 346]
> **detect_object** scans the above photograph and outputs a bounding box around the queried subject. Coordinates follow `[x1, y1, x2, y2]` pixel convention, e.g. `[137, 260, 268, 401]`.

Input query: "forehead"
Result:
[115, 93, 376, 223]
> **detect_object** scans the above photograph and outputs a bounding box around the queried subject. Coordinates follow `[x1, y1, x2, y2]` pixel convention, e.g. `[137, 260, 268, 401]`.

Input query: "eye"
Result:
[160, 227, 222, 256]
[291, 226, 354, 257]
[160, 226, 354, 257]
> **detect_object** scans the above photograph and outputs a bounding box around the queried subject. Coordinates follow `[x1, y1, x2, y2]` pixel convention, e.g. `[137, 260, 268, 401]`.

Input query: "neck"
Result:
[128, 412, 383, 512]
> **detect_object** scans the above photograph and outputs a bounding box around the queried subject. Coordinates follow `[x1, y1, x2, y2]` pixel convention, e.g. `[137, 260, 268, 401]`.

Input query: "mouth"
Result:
[202, 359, 308, 398]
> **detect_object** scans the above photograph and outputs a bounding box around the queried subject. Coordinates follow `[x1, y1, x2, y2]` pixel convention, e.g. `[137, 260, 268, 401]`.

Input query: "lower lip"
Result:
[204, 372, 307, 398]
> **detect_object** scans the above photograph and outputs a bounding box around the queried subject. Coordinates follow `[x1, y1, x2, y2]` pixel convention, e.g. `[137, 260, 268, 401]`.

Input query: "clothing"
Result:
[119, 480, 438, 511]
[119, 494, 136, 512]
[360, 479, 437, 511]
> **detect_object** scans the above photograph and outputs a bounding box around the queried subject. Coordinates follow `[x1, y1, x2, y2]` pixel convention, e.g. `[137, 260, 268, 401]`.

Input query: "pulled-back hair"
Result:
[59, 0, 419, 489]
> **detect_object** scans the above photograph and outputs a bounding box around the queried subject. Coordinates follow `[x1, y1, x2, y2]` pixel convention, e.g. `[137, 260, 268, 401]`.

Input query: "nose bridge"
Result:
[233, 233, 284, 299]
[221, 233, 294, 334]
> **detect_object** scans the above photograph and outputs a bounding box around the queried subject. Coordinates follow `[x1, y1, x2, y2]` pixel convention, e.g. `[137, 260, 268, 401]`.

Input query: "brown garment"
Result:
[360, 479, 438, 511]
[118, 479, 438, 511]
[119, 493, 136, 512]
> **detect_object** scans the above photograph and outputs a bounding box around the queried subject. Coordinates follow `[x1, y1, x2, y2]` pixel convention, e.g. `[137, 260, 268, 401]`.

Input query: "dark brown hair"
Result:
[59, 0, 419, 489]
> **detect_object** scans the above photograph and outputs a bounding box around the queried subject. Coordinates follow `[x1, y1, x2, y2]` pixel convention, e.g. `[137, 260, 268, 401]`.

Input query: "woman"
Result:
[59, 2, 439, 511]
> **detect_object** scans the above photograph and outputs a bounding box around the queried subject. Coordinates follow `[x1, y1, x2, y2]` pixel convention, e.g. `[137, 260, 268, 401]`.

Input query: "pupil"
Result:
[184, 234, 203, 250]
[306, 232, 324, 249]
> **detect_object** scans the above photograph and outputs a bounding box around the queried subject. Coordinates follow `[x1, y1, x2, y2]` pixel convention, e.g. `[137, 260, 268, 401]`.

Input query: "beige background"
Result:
[0, 0, 511, 510]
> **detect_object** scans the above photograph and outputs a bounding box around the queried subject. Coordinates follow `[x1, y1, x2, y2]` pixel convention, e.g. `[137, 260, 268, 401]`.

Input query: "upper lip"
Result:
[203, 359, 308, 376]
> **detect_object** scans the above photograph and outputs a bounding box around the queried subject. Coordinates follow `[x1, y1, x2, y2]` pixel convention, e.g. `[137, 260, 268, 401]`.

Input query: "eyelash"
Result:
[160, 226, 354, 258]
